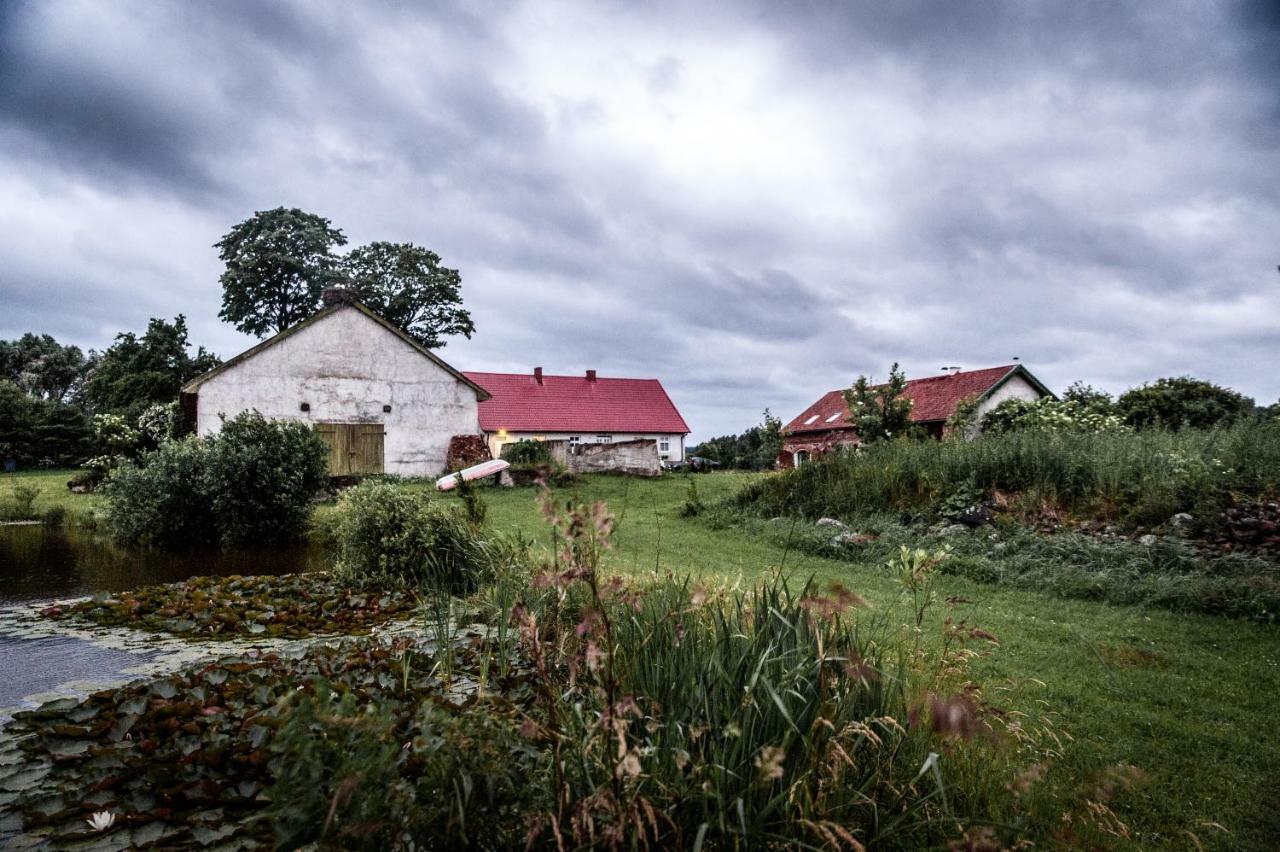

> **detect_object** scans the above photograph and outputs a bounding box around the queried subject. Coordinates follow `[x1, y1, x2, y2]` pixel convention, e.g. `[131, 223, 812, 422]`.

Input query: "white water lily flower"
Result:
[86, 811, 116, 832]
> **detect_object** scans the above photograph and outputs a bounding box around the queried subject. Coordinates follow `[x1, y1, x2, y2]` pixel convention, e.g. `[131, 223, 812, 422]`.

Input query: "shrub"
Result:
[332, 480, 491, 592]
[203, 412, 329, 545]
[8, 483, 39, 520]
[101, 411, 329, 548]
[1118, 376, 1255, 430]
[500, 438, 552, 465]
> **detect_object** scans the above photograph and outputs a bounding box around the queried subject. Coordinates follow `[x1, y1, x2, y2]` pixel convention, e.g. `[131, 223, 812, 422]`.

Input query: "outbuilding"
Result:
[180, 288, 490, 476]
[780, 364, 1053, 467]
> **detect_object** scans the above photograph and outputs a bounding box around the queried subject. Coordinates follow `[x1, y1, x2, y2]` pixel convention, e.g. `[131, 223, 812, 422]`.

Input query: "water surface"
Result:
[0, 524, 327, 605]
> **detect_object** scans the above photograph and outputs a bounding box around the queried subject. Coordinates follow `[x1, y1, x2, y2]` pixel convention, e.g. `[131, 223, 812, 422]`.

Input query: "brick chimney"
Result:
[322, 285, 356, 307]
[586, 369, 597, 383]
[534, 367, 543, 384]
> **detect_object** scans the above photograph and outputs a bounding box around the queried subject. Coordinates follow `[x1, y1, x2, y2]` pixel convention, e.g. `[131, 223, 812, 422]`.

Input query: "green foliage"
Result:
[679, 476, 705, 517]
[736, 420, 1280, 530]
[980, 395, 1128, 435]
[0, 332, 90, 403]
[2, 482, 41, 520]
[842, 362, 916, 443]
[500, 438, 552, 465]
[84, 315, 220, 421]
[203, 412, 330, 546]
[342, 241, 476, 348]
[268, 685, 408, 850]
[102, 412, 328, 548]
[944, 393, 982, 438]
[1117, 375, 1254, 431]
[690, 409, 783, 470]
[332, 480, 491, 592]
[50, 573, 417, 637]
[0, 379, 92, 468]
[215, 207, 348, 337]
[452, 471, 488, 530]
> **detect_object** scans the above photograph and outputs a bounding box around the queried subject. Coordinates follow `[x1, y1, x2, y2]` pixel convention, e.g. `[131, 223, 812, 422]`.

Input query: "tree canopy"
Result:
[84, 316, 221, 421]
[0, 333, 91, 404]
[1117, 376, 1254, 430]
[341, 241, 475, 348]
[216, 207, 347, 337]
[843, 363, 915, 443]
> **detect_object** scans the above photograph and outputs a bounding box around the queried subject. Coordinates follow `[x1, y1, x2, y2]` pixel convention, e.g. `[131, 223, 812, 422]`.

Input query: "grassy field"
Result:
[463, 473, 1279, 850]
[6, 468, 1279, 847]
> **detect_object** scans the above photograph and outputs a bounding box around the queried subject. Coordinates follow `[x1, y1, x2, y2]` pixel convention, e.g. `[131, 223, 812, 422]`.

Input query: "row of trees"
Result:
[0, 318, 219, 467]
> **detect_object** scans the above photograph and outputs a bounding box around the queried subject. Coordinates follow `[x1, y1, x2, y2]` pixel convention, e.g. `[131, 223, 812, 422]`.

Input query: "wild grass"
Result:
[735, 422, 1280, 529]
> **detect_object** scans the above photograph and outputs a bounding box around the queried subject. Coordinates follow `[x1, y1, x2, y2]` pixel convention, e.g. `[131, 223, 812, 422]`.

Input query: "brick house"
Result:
[779, 364, 1053, 467]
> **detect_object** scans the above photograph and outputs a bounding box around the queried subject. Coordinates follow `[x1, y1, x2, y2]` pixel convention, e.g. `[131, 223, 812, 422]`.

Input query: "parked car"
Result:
[686, 456, 721, 472]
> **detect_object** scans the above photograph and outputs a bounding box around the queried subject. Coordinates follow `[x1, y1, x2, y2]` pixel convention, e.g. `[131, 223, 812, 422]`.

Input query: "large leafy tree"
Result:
[85, 316, 221, 420]
[216, 207, 347, 337]
[1117, 376, 1254, 430]
[843, 362, 916, 443]
[0, 333, 91, 403]
[341, 241, 476, 348]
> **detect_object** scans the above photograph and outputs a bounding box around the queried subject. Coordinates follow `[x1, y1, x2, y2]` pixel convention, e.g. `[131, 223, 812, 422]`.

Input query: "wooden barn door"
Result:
[314, 423, 385, 475]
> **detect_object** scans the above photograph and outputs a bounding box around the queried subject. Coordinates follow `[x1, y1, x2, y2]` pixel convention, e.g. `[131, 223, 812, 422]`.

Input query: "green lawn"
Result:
[459, 472, 1280, 850]
[7, 468, 1278, 847]
[0, 469, 103, 518]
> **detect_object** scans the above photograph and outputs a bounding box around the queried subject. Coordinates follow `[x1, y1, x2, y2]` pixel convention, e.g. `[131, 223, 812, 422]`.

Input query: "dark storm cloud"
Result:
[1, 0, 1278, 439]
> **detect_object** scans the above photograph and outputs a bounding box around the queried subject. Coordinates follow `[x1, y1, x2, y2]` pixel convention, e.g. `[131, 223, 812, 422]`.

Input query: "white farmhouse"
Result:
[180, 288, 489, 476]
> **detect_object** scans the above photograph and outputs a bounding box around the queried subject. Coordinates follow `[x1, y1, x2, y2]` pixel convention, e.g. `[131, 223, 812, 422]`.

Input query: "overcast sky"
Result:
[1, 1, 1278, 439]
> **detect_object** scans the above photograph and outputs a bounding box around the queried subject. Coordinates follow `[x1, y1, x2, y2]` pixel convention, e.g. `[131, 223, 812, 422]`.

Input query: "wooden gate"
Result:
[314, 423, 385, 475]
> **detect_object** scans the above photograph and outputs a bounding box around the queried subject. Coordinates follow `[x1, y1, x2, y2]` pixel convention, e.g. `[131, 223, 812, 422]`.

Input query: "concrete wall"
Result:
[194, 306, 481, 476]
[564, 438, 662, 476]
[487, 431, 684, 463]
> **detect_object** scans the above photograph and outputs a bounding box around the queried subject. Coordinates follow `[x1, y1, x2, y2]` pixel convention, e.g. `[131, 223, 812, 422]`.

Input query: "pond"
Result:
[0, 523, 327, 606]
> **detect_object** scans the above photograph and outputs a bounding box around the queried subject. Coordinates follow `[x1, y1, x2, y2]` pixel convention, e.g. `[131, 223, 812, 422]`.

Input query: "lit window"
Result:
[803, 415, 819, 425]
[825, 413, 841, 423]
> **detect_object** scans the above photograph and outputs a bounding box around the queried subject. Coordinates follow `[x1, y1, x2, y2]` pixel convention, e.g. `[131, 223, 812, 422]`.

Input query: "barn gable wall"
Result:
[194, 306, 480, 476]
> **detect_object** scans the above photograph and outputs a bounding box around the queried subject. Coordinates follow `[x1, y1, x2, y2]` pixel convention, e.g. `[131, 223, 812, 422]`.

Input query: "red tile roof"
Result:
[784, 365, 1035, 435]
[463, 371, 690, 434]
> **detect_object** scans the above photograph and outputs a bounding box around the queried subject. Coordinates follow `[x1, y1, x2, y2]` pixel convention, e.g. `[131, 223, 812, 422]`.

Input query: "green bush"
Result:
[332, 480, 491, 592]
[203, 412, 329, 545]
[500, 438, 552, 464]
[102, 411, 329, 548]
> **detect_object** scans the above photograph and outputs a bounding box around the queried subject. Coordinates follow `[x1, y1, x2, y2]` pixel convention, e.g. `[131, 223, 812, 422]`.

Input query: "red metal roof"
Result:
[785, 365, 1027, 435]
[463, 371, 690, 434]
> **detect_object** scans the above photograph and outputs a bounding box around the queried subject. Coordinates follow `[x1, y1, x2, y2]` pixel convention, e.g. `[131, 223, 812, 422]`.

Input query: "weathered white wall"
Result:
[486, 431, 684, 462]
[194, 306, 481, 476]
[974, 373, 1045, 419]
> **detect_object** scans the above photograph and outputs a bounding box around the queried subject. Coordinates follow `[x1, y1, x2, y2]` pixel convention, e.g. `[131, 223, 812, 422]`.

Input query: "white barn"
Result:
[181, 289, 489, 476]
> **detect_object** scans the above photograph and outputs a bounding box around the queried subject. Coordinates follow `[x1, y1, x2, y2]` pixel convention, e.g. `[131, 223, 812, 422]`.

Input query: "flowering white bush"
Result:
[981, 397, 1129, 435]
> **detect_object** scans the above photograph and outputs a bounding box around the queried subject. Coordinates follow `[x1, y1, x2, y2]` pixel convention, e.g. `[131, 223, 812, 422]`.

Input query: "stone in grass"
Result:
[1169, 513, 1194, 530]
[831, 532, 876, 547]
[1138, 534, 1158, 546]
[816, 517, 848, 529]
[940, 524, 970, 537]
[955, 505, 995, 527]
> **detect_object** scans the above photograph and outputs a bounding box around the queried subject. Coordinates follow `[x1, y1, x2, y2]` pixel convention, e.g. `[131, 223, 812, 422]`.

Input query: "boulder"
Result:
[940, 524, 970, 537]
[816, 517, 848, 529]
[1138, 534, 1157, 546]
[955, 505, 995, 527]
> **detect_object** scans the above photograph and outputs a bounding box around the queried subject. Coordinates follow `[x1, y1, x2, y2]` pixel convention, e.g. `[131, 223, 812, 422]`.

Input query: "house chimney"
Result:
[322, 285, 356, 307]
[586, 369, 597, 383]
[534, 367, 543, 384]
